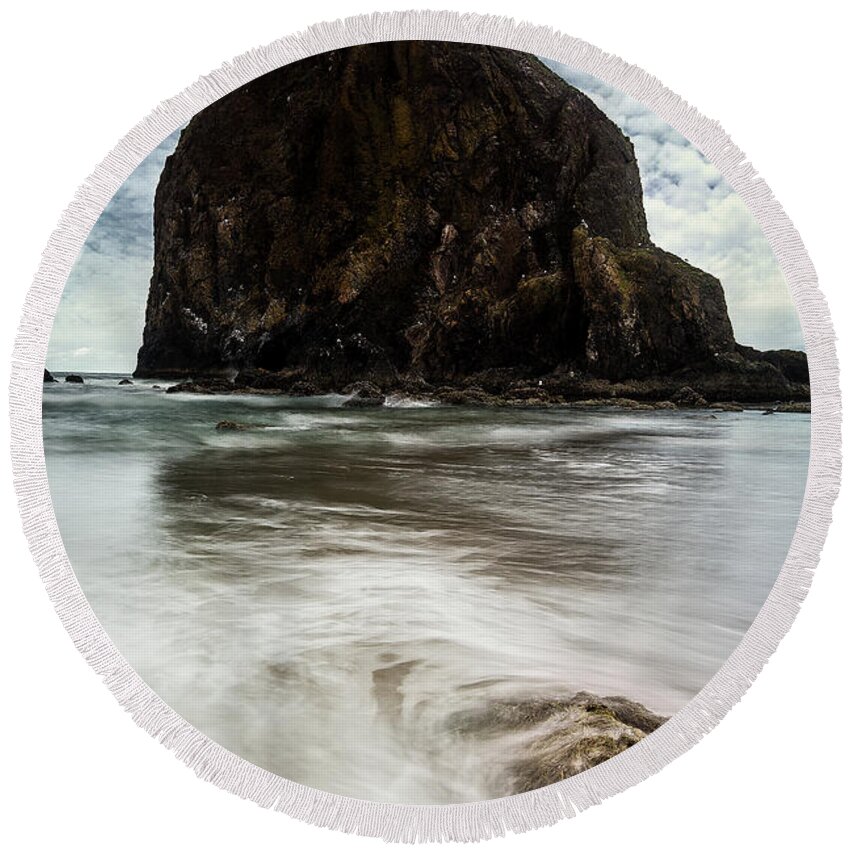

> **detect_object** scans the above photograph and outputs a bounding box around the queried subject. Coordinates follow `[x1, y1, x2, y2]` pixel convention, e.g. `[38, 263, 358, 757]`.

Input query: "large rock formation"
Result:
[134, 41, 806, 399]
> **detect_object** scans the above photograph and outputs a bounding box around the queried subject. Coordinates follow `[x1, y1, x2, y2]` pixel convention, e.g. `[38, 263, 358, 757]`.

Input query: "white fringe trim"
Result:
[8, 9, 842, 843]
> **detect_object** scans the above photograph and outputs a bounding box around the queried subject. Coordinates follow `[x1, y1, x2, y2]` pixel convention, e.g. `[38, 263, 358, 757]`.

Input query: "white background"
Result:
[1, 2, 847, 847]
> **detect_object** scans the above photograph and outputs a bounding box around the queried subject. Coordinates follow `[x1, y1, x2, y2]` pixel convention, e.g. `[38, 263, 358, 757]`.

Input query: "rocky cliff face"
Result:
[135, 42, 801, 396]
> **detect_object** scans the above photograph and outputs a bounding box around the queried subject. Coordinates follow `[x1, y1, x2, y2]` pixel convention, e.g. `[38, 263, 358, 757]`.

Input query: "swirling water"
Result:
[43, 374, 810, 803]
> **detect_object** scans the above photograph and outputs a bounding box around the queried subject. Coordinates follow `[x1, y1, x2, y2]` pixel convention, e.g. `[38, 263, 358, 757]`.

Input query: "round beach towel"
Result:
[10, 11, 840, 842]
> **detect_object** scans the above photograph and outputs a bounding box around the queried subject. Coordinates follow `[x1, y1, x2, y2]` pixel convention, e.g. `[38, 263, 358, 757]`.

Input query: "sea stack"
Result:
[135, 42, 807, 400]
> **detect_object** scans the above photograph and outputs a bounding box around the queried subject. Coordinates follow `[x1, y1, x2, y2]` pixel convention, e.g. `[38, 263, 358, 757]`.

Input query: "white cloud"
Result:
[47, 249, 156, 373]
[46, 129, 181, 373]
[544, 59, 803, 351]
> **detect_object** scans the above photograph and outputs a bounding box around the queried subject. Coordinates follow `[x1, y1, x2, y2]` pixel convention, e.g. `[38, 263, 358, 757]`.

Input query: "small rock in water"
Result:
[343, 381, 386, 408]
[64, 374, 84, 384]
[44, 369, 56, 383]
[342, 381, 384, 399]
[118, 378, 133, 385]
[215, 420, 261, 431]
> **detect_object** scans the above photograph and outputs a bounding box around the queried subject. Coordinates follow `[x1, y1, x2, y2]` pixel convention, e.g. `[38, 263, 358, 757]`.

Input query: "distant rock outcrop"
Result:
[135, 42, 806, 401]
[43, 369, 56, 383]
[64, 374, 84, 384]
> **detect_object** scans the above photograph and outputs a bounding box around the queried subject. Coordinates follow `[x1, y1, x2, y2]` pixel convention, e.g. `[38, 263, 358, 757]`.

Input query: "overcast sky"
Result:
[46, 62, 803, 373]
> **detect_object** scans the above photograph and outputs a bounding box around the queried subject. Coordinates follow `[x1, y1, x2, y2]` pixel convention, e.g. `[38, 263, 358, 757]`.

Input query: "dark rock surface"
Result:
[215, 420, 262, 431]
[166, 377, 233, 394]
[118, 378, 133, 385]
[131, 41, 803, 400]
[343, 381, 384, 399]
[776, 401, 811, 413]
[64, 374, 84, 384]
[343, 395, 386, 408]
[343, 381, 386, 408]
[450, 690, 667, 792]
[671, 386, 707, 408]
[43, 369, 56, 383]
[739, 346, 808, 385]
[288, 380, 320, 397]
[234, 367, 305, 392]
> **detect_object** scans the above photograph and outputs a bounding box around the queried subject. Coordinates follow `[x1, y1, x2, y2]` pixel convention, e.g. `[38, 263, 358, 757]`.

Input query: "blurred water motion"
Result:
[43, 376, 809, 802]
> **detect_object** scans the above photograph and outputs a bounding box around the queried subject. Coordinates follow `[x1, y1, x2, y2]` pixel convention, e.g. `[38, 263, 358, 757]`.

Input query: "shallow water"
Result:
[43, 374, 810, 803]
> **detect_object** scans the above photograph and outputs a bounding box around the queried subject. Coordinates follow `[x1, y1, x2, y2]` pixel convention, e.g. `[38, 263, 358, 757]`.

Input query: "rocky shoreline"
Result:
[42, 365, 809, 412]
[162, 365, 810, 414]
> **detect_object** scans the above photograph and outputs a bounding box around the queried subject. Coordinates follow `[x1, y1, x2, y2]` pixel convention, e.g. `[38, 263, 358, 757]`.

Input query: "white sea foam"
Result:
[42, 379, 810, 803]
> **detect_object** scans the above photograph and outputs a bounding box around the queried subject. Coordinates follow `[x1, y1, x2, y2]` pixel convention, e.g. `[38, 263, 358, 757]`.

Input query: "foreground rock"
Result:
[451, 691, 667, 793]
[132, 42, 805, 402]
[43, 369, 56, 383]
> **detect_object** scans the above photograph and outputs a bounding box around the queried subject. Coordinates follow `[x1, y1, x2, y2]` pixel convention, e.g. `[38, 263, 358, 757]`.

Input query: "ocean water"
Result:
[43, 373, 810, 803]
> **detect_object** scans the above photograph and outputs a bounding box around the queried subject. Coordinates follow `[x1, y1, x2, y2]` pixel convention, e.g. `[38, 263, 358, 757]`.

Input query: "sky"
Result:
[46, 62, 803, 373]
